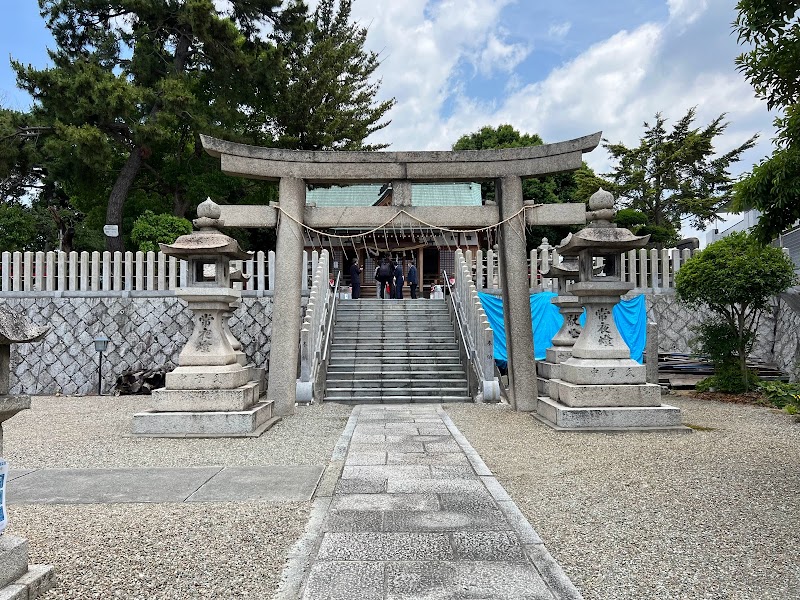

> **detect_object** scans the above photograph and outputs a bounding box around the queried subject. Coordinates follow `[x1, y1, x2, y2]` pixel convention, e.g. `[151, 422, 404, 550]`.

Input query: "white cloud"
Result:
[667, 0, 709, 27]
[548, 21, 571, 39]
[474, 30, 531, 76]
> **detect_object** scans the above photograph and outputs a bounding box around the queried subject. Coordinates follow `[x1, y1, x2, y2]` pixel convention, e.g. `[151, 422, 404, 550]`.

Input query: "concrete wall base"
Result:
[535, 395, 690, 432]
[132, 399, 275, 437]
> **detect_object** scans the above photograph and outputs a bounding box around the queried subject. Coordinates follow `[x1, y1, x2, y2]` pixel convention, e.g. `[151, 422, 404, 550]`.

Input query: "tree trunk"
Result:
[105, 148, 143, 253]
[173, 188, 190, 218]
[737, 312, 749, 391]
[61, 226, 74, 254]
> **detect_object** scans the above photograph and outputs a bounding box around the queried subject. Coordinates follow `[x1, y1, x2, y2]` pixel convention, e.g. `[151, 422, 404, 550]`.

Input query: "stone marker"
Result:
[131, 199, 275, 437]
[0, 306, 55, 597]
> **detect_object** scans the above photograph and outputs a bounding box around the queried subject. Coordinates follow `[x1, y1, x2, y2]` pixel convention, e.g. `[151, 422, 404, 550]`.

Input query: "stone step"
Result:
[333, 320, 454, 327]
[326, 386, 470, 397]
[323, 395, 471, 404]
[326, 369, 466, 378]
[325, 378, 469, 387]
[329, 351, 462, 359]
[331, 338, 457, 346]
[331, 340, 458, 348]
[328, 356, 463, 373]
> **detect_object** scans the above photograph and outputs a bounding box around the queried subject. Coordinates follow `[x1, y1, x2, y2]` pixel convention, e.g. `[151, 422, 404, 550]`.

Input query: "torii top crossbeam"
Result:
[201, 132, 601, 183]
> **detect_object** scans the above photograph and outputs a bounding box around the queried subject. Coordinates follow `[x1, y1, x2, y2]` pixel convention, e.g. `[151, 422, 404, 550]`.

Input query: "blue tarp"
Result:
[477, 292, 646, 367]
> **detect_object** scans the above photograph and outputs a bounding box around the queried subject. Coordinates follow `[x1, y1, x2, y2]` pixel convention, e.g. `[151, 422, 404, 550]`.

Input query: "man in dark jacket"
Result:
[393, 261, 404, 299]
[378, 257, 392, 299]
[349, 258, 362, 299]
[407, 260, 418, 299]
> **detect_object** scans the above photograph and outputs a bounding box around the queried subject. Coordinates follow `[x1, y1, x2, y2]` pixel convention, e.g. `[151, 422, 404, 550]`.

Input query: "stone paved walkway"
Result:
[280, 404, 582, 600]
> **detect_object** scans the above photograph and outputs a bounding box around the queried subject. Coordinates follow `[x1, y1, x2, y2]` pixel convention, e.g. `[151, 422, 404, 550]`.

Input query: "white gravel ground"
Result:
[8, 394, 800, 599]
[3, 395, 351, 599]
[8, 502, 310, 599]
[4, 395, 352, 468]
[446, 394, 800, 600]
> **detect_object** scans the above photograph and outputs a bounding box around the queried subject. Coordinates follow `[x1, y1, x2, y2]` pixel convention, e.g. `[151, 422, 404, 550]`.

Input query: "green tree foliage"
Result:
[613, 208, 648, 230]
[604, 109, 757, 242]
[9, 0, 392, 253]
[452, 124, 605, 247]
[130, 210, 193, 252]
[732, 1, 800, 243]
[272, 0, 395, 150]
[675, 231, 796, 391]
[0, 202, 38, 251]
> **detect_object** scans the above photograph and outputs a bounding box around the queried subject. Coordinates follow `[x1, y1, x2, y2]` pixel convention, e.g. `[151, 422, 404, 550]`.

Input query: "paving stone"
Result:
[451, 531, 526, 561]
[323, 510, 383, 533]
[430, 465, 478, 479]
[439, 490, 498, 512]
[334, 477, 386, 494]
[387, 452, 470, 466]
[423, 440, 462, 453]
[349, 434, 386, 444]
[8, 467, 221, 504]
[331, 493, 439, 512]
[302, 561, 385, 600]
[342, 465, 430, 480]
[382, 510, 510, 533]
[318, 532, 453, 561]
[349, 442, 425, 453]
[387, 478, 486, 494]
[7, 470, 34, 482]
[344, 451, 387, 466]
[385, 561, 555, 600]
[187, 466, 324, 502]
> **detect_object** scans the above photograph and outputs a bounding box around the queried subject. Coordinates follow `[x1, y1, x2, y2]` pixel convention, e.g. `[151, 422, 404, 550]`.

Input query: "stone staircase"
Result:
[323, 299, 472, 403]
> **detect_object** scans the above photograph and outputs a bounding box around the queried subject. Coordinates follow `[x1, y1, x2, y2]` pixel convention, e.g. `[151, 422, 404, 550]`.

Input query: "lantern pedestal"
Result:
[536, 294, 582, 399]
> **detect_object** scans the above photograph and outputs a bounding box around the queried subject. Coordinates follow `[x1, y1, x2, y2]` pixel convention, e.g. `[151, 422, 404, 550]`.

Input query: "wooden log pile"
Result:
[113, 365, 170, 395]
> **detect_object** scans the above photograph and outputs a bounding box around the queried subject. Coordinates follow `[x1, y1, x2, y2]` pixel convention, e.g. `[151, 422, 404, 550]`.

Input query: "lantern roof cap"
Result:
[0, 308, 49, 344]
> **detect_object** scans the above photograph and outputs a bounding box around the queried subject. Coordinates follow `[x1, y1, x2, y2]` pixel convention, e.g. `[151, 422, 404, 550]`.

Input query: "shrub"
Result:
[757, 380, 800, 413]
[130, 211, 193, 253]
[676, 232, 797, 391]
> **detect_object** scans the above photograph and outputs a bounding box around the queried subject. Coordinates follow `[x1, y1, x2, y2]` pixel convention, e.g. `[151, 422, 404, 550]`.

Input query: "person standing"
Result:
[393, 260, 404, 299]
[378, 257, 392, 299]
[349, 258, 362, 299]
[407, 260, 418, 299]
[374, 264, 381, 298]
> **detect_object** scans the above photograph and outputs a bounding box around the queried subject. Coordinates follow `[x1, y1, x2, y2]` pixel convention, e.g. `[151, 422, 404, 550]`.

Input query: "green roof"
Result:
[306, 183, 482, 207]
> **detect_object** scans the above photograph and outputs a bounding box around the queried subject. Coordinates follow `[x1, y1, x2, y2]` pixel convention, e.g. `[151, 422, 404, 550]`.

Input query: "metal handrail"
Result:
[442, 269, 480, 377]
[320, 271, 340, 363]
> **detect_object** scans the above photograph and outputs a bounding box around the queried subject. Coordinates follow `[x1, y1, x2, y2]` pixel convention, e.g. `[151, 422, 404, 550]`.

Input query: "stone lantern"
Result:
[0, 307, 54, 597]
[132, 199, 274, 437]
[535, 246, 583, 399]
[537, 189, 685, 431]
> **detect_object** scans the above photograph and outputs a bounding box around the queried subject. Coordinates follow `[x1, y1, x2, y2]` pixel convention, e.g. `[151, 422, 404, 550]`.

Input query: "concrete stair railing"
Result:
[451, 250, 501, 402]
[296, 250, 333, 403]
[323, 300, 472, 403]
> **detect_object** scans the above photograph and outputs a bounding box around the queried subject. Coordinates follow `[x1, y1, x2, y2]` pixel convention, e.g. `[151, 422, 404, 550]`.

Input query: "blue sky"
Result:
[0, 0, 778, 240]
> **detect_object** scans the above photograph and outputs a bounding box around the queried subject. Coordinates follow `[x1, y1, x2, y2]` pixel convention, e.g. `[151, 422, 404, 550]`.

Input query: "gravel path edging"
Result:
[437, 406, 585, 600]
[274, 405, 362, 600]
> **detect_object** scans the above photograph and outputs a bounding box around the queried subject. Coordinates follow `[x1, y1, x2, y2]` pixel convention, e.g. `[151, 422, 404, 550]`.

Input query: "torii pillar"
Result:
[267, 178, 306, 416]
[201, 132, 601, 415]
[497, 176, 537, 411]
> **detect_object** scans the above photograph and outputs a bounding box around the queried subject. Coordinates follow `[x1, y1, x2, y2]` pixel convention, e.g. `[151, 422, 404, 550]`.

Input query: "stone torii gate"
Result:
[201, 132, 601, 416]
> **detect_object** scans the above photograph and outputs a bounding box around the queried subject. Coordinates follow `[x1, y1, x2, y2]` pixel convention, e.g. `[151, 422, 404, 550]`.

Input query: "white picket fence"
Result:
[464, 240, 701, 292]
[0, 250, 317, 295]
